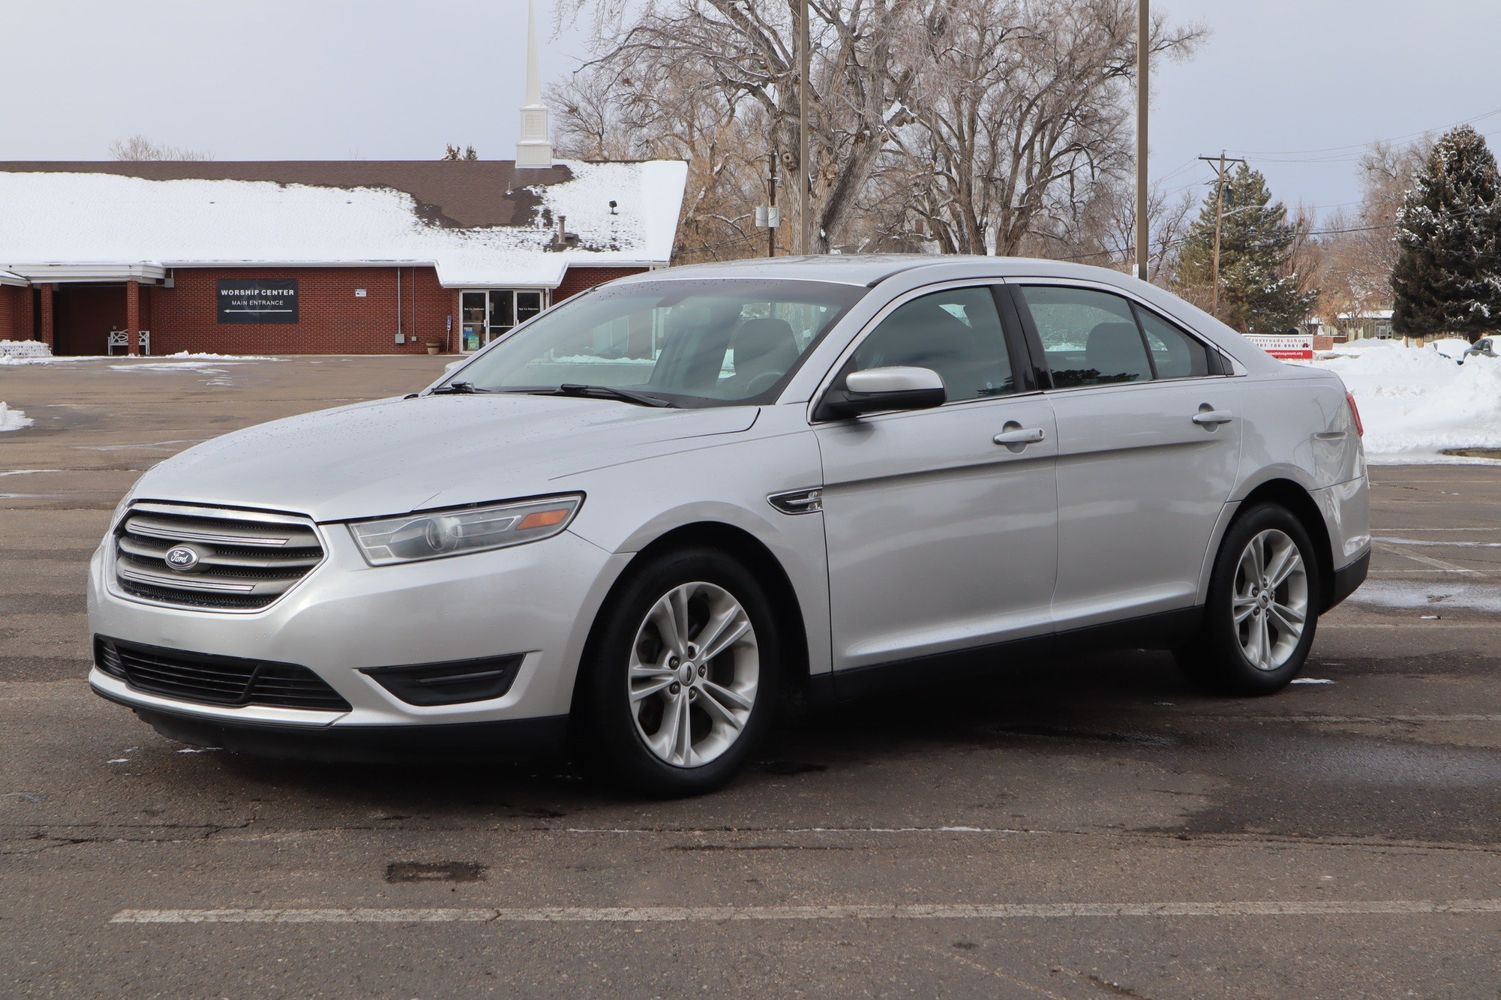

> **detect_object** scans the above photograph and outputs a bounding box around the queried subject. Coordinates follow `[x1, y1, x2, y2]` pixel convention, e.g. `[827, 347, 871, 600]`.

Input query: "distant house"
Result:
[1316, 309, 1395, 342]
[0, 6, 686, 356]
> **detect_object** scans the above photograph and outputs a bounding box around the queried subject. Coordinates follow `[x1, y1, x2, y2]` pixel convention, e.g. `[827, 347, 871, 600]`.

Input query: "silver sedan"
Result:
[87, 256, 1371, 796]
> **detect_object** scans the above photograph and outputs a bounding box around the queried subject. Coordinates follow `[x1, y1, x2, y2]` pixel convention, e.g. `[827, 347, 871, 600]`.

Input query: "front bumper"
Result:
[87, 522, 630, 732]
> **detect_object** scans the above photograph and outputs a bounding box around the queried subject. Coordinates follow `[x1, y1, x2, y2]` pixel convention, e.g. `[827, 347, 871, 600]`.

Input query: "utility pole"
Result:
[1135, 0, 1148, 281]
[1199, 151, 1247, 316]
[767, 152, 778, 258]
[797, 0, 811, 255]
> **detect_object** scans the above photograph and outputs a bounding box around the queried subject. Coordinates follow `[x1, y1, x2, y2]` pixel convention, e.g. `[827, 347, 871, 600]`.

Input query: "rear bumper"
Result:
[95, 685, 569, 763]
[1327, 548, 1370, 612]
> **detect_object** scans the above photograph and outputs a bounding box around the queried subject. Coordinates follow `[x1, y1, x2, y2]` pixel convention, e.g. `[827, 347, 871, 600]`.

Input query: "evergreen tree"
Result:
[1174, 164, 1318, 333]
[1391, 125, 1501, 341]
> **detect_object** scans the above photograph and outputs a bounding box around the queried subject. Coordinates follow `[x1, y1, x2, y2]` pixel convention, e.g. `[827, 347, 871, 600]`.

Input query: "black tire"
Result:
[1176, 503, 1322, 696]
[579, 546, 781, 797]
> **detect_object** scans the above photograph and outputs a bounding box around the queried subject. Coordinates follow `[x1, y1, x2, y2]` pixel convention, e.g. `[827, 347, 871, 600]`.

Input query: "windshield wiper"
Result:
[427, 381, 491, 395]
[531, 384, 678, 408]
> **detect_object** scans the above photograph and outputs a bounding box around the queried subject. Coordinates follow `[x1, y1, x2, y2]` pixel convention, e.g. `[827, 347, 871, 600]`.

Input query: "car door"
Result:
[813, 283, 1059, 673]
[1010, 281, 1244, 629]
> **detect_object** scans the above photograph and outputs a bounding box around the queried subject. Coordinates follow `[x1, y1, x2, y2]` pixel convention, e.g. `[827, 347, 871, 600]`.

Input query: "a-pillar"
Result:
[38, 283, 55, 351]
[126, 280, 142, 356]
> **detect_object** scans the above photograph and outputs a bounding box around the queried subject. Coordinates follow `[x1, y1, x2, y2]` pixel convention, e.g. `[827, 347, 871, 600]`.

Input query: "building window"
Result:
[460, 289, 547, 351]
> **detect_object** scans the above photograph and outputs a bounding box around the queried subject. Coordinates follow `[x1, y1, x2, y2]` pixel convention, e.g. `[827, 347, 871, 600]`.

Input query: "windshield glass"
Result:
[444, 278, 865, 407]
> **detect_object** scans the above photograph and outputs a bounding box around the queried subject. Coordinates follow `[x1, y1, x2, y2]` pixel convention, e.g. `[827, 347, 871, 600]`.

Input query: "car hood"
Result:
[132, 394, 759, 521]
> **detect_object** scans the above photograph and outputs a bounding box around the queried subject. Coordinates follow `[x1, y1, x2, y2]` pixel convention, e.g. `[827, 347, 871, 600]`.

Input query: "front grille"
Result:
[95, 636, 351, 712]
[113, 502, 324, 611]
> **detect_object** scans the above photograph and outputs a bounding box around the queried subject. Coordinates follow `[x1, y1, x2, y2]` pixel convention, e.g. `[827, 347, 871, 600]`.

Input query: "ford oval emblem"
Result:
[164, 545, 200, 571]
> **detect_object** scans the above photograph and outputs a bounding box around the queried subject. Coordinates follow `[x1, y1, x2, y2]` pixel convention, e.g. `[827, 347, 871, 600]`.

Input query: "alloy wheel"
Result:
[1232, 528, 1309, 671]
[627, 581, 759, 767]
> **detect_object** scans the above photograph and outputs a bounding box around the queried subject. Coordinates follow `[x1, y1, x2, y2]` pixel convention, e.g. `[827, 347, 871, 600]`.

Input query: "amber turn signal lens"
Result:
[517, 508, 572, 531]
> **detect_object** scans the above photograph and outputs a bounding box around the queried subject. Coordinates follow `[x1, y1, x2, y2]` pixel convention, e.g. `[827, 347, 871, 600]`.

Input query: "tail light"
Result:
[1345, 392, 1364, 438]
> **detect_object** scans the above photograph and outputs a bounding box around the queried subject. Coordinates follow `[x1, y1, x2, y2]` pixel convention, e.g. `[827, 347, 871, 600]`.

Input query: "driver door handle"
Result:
[1192, 409, 1235, 426]
[994, 426, 1046, 446]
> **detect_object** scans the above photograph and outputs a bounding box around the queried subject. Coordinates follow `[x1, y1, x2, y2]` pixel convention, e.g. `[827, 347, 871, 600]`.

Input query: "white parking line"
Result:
[111, 900, 1501, 924]
[1377, 546, 1485, 576]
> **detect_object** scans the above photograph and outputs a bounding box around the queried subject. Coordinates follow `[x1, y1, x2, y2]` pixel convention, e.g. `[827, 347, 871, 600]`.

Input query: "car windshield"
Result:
[442, 278, 865, 407]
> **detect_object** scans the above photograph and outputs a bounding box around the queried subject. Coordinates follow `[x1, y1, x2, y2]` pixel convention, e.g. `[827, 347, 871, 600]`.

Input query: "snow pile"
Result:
[0, 341, 51, 360]
[1311, 340, 1501, 463]
[2, 351, 277, 366]
[0, 402, 34, 432]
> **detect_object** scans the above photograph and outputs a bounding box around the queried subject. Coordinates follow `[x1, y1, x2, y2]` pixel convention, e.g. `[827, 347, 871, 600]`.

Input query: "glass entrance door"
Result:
[460, 290, 548, 351]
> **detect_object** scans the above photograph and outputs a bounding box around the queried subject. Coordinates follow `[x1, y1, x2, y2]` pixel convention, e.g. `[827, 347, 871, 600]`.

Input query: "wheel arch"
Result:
[569, 521, 812, 717]
[1234, 479, 1337, 612]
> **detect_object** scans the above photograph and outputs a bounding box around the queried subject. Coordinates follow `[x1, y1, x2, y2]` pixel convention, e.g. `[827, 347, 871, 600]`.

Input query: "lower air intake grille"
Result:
[112, 502, 325, 612]
[95, 636, 350, 712]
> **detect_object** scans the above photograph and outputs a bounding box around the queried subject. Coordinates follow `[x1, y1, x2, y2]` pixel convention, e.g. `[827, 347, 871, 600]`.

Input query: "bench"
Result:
[106, 329, 151, 356]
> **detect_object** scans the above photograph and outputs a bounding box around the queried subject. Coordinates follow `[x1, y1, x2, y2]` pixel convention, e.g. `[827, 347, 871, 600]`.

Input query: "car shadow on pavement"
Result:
[195, 648, 1209, 810]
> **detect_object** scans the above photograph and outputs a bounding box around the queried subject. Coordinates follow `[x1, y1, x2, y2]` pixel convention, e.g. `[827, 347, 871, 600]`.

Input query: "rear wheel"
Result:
[580, 547, 779, 796]
[1176, 503, 1321, 695]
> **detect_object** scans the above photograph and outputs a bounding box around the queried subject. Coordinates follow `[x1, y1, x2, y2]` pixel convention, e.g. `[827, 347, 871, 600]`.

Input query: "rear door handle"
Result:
[1192, 409, 1234, 426]
[994, 426, 1046, 446]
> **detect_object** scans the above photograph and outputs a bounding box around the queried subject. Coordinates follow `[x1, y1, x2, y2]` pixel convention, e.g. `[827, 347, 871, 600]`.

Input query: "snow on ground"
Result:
[0, 402, 34, 432]
[1349, 579, 1501, 615]
[1308, 339, 1501, 463]
[2, 351, 277, 367]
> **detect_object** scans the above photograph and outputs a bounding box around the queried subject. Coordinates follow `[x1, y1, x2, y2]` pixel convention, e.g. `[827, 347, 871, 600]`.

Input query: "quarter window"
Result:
[849, 287, 1015, 402]
[1019, 286, 1151, 389]
[1134, 305, 1212, 379]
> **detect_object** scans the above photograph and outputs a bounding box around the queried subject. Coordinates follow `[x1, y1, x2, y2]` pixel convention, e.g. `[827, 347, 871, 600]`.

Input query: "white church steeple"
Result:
[515, 0, 553, 168]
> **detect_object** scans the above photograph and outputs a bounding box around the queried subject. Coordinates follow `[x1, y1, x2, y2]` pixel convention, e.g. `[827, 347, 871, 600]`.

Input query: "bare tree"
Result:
[1315, 139, 1430, 331]
[559, 0, 928, 253]
[870, 0, 1200, 256]
[109, 134, 213, 161]
[558, 0, 1200, 266]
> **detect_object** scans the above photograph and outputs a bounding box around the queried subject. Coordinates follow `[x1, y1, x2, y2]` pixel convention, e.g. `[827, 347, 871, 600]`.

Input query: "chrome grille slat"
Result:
[117, 535, 322, 570]
[113, 503, 325, 612]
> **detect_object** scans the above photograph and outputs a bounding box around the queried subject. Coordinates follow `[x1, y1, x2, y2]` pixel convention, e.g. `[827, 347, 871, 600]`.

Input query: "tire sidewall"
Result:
[582, 546, 781, 796]
[1203, 504, 1322, 695]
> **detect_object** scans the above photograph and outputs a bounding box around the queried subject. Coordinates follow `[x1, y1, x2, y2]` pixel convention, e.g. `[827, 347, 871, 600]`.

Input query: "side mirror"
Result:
[815, 366, 947, 420]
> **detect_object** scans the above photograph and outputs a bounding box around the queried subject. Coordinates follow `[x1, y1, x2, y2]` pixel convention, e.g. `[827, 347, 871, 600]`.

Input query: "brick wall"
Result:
[554, 266, 648, 302]
[34, 265, 646, 355]
[144, 267, 451, 355]
[0, 286, 29, 341]
[55, 284, 128, 356]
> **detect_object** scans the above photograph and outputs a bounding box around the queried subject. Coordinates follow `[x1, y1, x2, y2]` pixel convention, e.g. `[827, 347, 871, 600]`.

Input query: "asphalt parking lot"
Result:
[3, 355, 1500, 999]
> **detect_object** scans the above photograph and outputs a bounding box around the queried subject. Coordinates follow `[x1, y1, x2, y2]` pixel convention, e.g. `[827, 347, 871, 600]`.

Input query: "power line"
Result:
[1226, 106, 1501, 159]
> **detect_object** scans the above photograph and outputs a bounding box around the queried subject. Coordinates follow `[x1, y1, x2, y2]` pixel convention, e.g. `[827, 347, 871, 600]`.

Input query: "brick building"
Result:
[0, 6, 687, 357]
[0, 158, 687, 357]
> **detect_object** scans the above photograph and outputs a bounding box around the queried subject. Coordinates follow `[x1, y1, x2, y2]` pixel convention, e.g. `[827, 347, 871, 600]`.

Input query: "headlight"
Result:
[348, 494, 583, 566]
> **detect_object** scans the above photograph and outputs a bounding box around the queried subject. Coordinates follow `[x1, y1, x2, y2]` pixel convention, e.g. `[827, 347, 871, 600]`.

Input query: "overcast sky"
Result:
[3, 0, 1499, 224]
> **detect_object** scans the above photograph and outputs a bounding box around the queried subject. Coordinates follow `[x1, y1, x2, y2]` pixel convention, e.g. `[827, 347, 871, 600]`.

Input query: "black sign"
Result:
[217, 279, 299, 324]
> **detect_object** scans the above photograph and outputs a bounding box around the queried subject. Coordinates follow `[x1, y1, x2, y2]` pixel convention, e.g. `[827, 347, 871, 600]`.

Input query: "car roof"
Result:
[614, 254, 1137, 289]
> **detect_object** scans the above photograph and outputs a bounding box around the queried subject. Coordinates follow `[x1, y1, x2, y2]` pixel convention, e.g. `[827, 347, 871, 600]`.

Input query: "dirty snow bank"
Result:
[1309, 340, 1501, 463]
[0, 402, 34, 432]
[0, 341, 51, 361]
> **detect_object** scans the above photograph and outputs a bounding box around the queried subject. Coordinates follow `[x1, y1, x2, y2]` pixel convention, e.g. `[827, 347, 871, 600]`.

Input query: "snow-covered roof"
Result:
[0, 159, 688, 289]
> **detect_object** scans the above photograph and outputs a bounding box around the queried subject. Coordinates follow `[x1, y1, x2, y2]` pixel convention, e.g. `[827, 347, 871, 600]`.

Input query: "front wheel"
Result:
[580, 547, 780, 796]
[1176, 503, 1321, 695]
